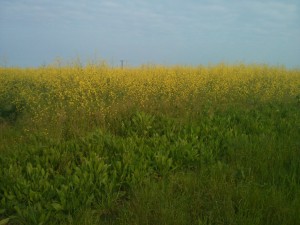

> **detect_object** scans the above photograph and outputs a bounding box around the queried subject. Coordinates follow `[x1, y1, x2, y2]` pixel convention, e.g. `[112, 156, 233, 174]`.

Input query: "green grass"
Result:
[0, 102, 299, 225]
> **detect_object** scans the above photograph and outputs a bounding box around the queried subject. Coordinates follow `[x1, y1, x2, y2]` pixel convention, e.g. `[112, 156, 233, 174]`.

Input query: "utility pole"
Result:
[120, 60, 124, 69]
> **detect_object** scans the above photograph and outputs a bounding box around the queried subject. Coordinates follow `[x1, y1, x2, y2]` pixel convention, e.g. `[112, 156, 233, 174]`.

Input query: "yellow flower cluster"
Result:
[0, 64, 299, 136]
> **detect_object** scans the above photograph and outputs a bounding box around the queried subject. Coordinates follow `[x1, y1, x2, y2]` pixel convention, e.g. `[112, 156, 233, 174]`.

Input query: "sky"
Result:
[0, 0, 300, 68]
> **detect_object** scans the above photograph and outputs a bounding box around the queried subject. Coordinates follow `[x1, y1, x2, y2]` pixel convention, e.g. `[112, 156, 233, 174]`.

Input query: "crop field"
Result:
[0, 64, 300, 225]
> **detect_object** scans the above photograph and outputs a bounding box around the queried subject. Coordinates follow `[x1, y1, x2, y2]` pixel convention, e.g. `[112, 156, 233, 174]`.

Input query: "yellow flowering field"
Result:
[1, 64, 299, 137]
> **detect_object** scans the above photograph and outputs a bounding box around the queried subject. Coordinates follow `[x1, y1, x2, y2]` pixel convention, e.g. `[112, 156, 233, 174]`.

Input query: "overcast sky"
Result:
[1, 0, 300, 67]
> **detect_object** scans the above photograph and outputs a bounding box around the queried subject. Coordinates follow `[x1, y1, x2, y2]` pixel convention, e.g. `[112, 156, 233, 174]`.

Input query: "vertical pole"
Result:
[120, 60, 124, 69]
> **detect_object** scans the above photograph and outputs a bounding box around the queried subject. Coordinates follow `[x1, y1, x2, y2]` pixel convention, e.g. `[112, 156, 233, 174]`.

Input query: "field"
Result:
[0, 64, 300, 225]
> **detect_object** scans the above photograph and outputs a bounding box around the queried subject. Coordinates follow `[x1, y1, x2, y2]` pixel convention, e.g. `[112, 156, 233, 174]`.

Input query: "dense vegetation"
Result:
[0, 64, 299, 225]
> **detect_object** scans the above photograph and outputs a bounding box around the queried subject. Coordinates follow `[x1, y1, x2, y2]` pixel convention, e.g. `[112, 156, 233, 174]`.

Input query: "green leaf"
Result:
[0, 218, 10, 225]
[73, 175, 80, 185]
[51, 202, 63, 211]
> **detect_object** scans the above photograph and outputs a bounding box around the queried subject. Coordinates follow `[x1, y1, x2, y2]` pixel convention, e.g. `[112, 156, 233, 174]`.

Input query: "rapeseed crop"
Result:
[0, 64, 299, 137]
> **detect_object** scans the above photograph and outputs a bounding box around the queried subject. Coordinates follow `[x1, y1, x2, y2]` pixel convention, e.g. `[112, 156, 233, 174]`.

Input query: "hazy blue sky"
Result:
[1, 0, 300, 67]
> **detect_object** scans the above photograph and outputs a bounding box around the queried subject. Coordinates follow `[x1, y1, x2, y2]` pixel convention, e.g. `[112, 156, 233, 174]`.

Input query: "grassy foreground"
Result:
[0, 64, 300, 225]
